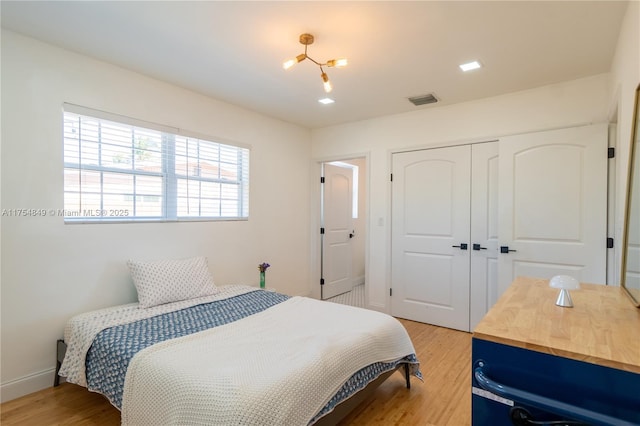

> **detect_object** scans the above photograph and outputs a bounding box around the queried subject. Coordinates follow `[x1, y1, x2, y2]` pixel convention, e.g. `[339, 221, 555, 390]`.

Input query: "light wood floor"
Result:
[0, 319, 472, 426]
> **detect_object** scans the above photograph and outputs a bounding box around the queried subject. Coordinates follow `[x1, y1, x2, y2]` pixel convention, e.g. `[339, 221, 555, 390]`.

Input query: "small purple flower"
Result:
[258, 262, 271, 273]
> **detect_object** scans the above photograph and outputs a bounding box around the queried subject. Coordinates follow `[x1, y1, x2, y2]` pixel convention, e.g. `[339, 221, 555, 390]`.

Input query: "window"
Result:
[63, 105, 249, 222]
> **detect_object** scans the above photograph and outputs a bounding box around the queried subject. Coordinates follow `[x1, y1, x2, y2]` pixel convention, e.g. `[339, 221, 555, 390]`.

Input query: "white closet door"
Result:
[470, 141, 499, 330]
[497, 124, 608, 295]
[391, 145, 471, 331]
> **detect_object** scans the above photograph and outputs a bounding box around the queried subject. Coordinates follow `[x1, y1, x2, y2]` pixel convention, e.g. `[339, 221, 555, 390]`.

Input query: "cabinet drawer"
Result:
[472, 338, 640, 426]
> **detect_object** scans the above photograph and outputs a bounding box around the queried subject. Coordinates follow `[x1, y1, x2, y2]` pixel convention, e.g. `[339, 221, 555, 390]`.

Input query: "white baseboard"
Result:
[352, 275, 365, 286]
[1, 368, 58, 403]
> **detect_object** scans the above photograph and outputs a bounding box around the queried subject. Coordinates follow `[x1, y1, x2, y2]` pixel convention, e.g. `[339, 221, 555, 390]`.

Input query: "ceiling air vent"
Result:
[408, 93, 438, 106]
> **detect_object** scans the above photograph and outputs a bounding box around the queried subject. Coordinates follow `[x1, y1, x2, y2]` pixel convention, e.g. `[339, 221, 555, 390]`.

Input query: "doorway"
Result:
[320, 158, 367, 302]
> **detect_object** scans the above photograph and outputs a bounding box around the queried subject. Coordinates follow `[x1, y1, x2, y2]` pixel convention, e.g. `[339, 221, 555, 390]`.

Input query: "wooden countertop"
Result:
[473, 276, 640, 374]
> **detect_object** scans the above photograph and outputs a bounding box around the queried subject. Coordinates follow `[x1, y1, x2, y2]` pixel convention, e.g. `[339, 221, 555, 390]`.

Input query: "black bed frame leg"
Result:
[54, 339, 66, 387]
[403, 363, 411, 389]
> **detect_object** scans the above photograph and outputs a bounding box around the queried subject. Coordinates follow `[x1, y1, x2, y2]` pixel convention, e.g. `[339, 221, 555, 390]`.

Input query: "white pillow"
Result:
[127, 256, 218, 308]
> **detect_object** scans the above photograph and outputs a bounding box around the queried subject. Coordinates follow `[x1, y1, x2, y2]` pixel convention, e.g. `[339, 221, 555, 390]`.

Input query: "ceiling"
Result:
[0, 1, 629, 129]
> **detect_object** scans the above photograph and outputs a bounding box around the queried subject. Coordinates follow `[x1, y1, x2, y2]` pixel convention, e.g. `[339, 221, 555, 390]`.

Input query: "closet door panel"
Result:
[470, 141, 499, 330]
[498, 124, 608, 296]
[391, 146, 471, 331]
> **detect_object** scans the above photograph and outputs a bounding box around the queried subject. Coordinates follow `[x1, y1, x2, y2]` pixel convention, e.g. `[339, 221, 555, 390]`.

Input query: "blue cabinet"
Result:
[472, 338, 640, 425]
[472, 277, 640, 426]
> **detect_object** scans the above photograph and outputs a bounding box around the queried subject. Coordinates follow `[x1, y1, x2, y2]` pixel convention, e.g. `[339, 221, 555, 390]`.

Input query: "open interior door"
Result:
[321, 163, 354, 300]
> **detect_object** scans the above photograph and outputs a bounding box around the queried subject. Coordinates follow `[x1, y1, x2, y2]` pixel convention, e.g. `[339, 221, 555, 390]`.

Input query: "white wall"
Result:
[311, 74, 615, 310]
[0, 30, 312, 401]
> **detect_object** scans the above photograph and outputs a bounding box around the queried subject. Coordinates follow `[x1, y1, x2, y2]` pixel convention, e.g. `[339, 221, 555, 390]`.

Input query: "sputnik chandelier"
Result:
[283, 33, 347, 93]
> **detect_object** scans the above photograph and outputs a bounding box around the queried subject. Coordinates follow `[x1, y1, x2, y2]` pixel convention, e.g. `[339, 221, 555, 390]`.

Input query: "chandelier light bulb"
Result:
[327, 58, 348, 68]
[283, 54, 306, 70]
[321, 72, 333, 93]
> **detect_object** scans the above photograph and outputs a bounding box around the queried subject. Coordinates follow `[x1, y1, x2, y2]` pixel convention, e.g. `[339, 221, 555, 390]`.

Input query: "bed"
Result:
[57, 282, 422, 425]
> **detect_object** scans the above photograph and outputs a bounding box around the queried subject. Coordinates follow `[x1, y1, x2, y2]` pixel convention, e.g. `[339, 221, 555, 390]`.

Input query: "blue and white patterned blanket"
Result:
[65, 287, 421, 424]
[86, 290, 290, 409]
[61, 285, 260, 386]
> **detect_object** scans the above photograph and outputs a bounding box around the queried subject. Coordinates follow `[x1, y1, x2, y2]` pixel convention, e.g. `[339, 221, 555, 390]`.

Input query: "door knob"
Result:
[473, 244, 487, 251]
[452, 243, 468, 250]
[500, 246, 517, 253]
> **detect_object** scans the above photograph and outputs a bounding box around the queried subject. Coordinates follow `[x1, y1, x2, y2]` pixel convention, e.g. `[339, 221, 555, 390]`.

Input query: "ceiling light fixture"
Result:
[283, 33, 347, 93]
[318, 98, 335, 105]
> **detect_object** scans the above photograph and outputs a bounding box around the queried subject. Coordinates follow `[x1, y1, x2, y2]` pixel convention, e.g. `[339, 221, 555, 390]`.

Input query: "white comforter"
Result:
[121, 296, 417, 426]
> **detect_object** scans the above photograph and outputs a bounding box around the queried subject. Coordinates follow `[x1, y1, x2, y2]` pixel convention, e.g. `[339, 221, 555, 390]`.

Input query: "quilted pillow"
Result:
[127, 256, 218, 308]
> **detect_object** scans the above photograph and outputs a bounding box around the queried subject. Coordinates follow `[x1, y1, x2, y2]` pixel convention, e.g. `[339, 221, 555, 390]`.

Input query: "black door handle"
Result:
[500, 246, 517, 253]
[452, 243, 468, 250]
[472, 244, 487, 251]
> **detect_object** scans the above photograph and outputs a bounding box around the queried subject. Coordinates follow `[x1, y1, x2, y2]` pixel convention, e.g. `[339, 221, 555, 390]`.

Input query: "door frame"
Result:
[310, 153, 370, 303]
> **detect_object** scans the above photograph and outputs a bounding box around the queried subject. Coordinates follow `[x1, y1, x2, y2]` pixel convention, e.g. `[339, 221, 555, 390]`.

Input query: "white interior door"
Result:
[470, 142, 499, 330]
[321, 163, 354, 300]
[498, 124, 608, 295]
[391, 145, 471, 331]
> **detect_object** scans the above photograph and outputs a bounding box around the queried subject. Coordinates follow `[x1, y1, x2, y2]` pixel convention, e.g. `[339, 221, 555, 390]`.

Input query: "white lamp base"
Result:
[555, 288, 574, 307]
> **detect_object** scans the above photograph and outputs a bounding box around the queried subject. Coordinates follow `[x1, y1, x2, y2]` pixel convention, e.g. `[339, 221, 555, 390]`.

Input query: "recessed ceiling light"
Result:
[459, 61, 482, 72]
[318, 98, 335, 105]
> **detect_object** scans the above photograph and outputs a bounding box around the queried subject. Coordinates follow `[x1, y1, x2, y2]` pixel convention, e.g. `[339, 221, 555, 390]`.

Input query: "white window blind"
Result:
[63, 106, 249, 222]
